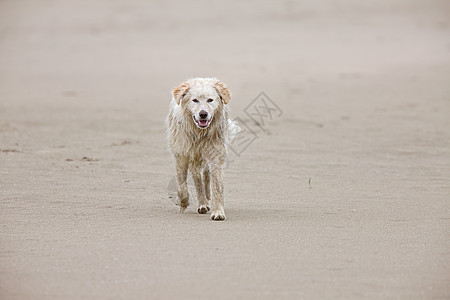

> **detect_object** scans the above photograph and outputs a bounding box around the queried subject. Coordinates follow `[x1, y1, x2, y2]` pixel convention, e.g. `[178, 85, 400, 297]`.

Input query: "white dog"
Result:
[166, 78, 238, 220]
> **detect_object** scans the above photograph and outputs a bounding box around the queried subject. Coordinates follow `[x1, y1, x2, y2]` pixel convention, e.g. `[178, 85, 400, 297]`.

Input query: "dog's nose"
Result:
[199, 110, 208, 119]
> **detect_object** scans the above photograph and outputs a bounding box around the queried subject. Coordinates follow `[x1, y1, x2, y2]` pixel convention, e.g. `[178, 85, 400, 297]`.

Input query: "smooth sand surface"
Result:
[1, 0, 449, 299]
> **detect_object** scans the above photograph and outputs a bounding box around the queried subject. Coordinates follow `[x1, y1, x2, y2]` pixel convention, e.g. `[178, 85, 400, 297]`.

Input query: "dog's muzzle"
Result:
[193, 111, 211, 129]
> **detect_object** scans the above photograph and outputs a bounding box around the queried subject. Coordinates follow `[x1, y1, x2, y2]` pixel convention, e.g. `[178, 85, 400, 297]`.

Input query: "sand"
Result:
[1, 0, 449, 299]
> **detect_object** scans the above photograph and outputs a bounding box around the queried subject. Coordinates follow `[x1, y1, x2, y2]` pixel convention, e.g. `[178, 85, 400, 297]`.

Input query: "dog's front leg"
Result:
[191, 168, 210, 214]
[203, 168, 211, 204]
[210, 163, 225, 221]
[175, 156, 189, 212]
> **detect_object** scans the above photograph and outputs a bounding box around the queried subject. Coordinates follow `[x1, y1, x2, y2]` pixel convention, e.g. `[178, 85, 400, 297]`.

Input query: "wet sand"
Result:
[1, 0, 449, 299]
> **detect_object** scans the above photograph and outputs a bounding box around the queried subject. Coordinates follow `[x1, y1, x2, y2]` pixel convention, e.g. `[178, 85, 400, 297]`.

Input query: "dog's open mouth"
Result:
[193, 116, 211, 129]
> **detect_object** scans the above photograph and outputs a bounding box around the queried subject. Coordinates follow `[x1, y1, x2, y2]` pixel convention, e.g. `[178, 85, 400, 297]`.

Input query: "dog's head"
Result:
[172, 78, 231, 129]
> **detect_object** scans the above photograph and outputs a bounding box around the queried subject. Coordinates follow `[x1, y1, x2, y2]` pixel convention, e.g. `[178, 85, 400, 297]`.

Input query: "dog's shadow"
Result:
[173, 204, 299, 223]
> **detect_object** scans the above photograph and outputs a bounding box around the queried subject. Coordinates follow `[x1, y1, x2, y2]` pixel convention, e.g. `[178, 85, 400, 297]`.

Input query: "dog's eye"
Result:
[207, 99, 213, 103]
[192, 99, 199, 103]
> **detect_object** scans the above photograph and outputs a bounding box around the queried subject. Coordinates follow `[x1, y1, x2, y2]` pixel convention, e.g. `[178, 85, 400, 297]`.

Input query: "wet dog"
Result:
[166, 78, 238, 220]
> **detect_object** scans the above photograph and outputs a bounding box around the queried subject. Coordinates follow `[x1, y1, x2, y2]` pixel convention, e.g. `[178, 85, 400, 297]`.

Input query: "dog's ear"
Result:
[214, 81, 231, 104]
[172, 81, 191, 105]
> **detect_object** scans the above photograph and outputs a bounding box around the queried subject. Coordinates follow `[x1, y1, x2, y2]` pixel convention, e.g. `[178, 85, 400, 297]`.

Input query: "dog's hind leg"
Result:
[192, 167, 209, 214]
[175, 156, 189, 212]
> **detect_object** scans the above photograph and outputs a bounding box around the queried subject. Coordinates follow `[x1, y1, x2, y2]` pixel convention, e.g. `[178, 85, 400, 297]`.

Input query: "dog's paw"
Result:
[197, 204, 210, 214]
[210, 208, 226, 221]
[178, 195, 189, 213]
[179, 201, 189, 213]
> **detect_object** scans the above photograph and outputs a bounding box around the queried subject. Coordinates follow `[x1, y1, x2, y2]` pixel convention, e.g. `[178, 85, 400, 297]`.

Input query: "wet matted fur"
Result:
[166, 78, 238, 220]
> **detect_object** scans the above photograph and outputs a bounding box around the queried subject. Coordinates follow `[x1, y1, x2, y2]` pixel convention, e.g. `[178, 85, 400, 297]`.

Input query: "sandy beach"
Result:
[1, 0, 449, 299]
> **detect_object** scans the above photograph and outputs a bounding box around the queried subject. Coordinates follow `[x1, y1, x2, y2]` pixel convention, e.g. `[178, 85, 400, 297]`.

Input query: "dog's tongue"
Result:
[199, 119, 208, 126]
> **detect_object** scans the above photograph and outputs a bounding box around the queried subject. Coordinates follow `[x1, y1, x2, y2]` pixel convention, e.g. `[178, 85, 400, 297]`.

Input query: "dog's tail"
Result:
[227, 118, 241, 145]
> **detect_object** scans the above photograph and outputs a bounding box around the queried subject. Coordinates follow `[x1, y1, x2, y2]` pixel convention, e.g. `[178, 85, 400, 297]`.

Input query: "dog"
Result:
[166, 78, 239, 220]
